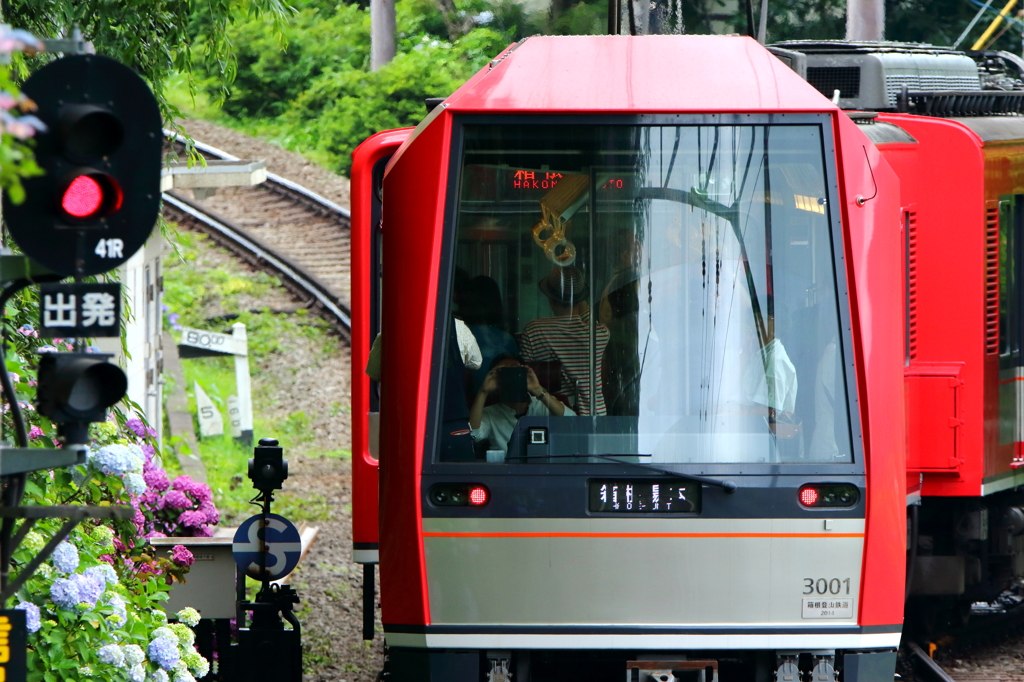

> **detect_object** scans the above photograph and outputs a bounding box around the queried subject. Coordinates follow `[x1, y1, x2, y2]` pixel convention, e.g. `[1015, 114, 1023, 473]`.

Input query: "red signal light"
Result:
[62, 175, 103, 217]
[800, 487, 819, 506]
[60, 173, 123, 220]
[468, 486, 489, 506]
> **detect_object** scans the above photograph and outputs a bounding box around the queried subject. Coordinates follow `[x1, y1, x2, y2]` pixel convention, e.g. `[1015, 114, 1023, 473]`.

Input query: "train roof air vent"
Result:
[770, 40, 982, 111]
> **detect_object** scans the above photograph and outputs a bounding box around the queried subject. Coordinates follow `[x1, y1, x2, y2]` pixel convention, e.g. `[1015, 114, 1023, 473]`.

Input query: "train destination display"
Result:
[588, 479, 701, 514]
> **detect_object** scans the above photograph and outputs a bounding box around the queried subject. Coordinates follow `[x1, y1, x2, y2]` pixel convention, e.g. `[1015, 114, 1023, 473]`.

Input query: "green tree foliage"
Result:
[217, 4, 371, 118]
[197, 0, 1024, 179]
[5, 0, 291, 129]
[294, 29, 510, 173]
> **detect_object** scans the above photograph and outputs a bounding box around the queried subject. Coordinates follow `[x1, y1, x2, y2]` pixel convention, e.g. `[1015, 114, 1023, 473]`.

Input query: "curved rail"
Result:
[166, 131, 352, 219]
[162, 192, 352, 335]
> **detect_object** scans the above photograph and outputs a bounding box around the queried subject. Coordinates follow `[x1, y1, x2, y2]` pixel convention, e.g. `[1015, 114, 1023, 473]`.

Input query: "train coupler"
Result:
[485, 651, 512, 682]
[625, 660, 719, 682]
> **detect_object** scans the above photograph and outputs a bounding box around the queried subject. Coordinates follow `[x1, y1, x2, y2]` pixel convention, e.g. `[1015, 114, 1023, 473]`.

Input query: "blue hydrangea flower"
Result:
[97, 643, 125, 667]
[49, 577, 80, 610]
[126, 444, 145, 471]
[72, 572, 105, 608]
[175, 607, 201, 627]
[51, 541, 79, 574]
[148, 670, 169, 682]
[148, 636, 180, 671]
[14, 601, 40, 633]
[85, 564, 118, 586]
[123, 473, 147, 495]
[106, 593, 127, 625]
[173, 671, 196, 682]
[80, 666, 93, 676]
[92, 444, 141, 476]
[129, 664, 146, 682]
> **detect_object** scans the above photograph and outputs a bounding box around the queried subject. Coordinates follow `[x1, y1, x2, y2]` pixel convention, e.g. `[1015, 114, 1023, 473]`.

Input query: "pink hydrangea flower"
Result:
[163, 490, 191, 510]
[171, 545, 194, 567]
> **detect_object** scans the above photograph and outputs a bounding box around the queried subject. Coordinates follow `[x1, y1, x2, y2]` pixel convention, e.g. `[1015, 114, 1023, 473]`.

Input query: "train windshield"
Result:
[437, 121, 854, 465]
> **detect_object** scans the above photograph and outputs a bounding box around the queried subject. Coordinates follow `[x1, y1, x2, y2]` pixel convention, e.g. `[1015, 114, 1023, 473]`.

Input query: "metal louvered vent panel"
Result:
[885, 75, 982, 108]
[807, 66, 861, 99]
[986, 202, 1000, 355]
[908, 211, 919, 360]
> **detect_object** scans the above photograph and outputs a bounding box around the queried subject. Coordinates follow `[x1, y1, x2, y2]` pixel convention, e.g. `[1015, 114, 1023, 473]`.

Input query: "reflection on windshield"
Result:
[438, 122, 853, 465]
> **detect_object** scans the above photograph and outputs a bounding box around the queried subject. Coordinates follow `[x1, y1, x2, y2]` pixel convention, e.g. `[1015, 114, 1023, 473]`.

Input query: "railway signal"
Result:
[35, 351, 127, 446]
[3, 54, 162, 277]
[248, 437, 289, 493]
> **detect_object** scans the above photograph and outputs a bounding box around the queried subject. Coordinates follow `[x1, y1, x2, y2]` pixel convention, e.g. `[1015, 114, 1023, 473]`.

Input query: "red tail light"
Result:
[800, 487, 820, 506]
[468, 486, 489, 506]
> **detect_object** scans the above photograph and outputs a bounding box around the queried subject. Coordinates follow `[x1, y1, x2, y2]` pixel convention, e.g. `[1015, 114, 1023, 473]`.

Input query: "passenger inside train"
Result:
[469, 353, 575, 454]
[437, 122, 854, 465]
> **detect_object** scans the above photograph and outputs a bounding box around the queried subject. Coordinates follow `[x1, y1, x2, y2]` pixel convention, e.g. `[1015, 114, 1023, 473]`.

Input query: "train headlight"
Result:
[799, 484, 859, 508]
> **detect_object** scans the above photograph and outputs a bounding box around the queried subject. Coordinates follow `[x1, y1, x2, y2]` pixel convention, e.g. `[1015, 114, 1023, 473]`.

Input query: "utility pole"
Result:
[757, 0, 769, 43]
[371, 0, 396, 71]
[846, 0, 884, 41]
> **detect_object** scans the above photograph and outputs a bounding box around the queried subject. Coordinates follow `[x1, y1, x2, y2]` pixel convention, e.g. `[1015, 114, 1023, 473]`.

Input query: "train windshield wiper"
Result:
[507, 453, 737, 492]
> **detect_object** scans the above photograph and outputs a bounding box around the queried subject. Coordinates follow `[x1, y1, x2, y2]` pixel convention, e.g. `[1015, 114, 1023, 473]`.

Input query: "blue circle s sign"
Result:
[232, 513, 302, 580]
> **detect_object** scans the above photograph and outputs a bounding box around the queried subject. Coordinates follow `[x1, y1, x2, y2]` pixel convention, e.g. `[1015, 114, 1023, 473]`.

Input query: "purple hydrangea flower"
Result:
[171, 476, 209, 501]
[178, 511, 206, 528]
[15, 601, 40, 633]
[171, 545, 194, 567]
[198, 502, 220, 525]
[163, 490, 192, 510]
[125, 419, 148, 438]
[51, 541, 79, 574]
[146, 531, 167, 539]
[144, 468, 170, 492]
[193, 525, 214, 538]
[148, 636, 180, 671]
[27, 425, 44, 439]
[49, 577, 80, 609]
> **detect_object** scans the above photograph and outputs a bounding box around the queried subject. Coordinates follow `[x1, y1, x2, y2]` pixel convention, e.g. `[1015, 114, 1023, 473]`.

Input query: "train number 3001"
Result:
[803, 578, 851, 595]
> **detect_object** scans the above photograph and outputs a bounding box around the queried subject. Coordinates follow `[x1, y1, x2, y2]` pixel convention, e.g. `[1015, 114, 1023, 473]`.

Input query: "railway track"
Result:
[161, 135, 352, 337]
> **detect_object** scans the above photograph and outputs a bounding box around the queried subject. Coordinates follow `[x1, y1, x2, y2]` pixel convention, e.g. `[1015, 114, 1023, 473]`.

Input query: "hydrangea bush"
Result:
[2, 338, 221, 682]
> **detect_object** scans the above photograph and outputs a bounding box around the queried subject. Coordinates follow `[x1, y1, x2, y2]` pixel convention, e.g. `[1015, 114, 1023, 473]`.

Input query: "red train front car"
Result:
[351, 35, 907, 681]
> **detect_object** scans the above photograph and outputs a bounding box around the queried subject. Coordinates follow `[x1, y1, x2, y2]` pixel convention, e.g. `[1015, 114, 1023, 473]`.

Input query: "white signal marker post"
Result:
[177, 323, 253, 446]
[232, 323, 254, 444]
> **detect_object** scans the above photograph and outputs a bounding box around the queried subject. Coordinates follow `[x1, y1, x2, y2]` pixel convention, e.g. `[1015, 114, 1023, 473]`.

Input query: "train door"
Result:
[350, 128, 412, 638]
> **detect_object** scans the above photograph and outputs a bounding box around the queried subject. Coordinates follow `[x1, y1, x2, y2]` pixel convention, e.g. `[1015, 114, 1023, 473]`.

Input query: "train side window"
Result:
[365, 156, 388, 461]
[1000, 196, 1022, 362]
